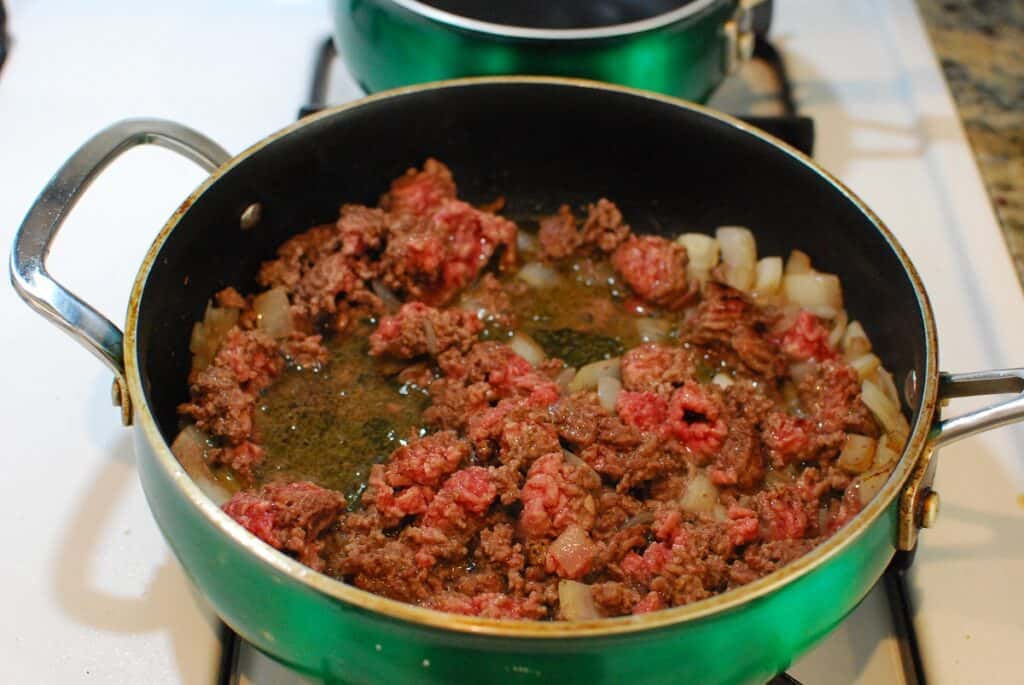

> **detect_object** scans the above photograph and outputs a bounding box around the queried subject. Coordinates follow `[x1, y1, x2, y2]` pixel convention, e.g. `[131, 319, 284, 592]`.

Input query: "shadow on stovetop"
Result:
[49, 377, 223, 680]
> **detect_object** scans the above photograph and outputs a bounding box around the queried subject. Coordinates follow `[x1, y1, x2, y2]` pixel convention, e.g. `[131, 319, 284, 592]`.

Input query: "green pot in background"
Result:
[331, 0, 756, 101]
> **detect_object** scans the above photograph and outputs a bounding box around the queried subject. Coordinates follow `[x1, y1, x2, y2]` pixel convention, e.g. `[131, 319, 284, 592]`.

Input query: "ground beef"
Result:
[581, 198, 631, 253]
[689, 281, 785, 377]
[379, 158, 457, 216]
[178, 328, 288, 479]
[612, 235, 695, 310]
[369, 302, 483, 359]
[179, 159, 902, 622]
[223, 481, 347, 571]
[538, 205, 581, 259]
[620, 343, 694, 395]
[380, 199, 517, 306]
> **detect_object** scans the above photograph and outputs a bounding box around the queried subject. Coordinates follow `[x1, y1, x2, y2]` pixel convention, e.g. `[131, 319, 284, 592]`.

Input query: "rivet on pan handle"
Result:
[898, 368, 1024, 550]
[9, 119, 231, 425]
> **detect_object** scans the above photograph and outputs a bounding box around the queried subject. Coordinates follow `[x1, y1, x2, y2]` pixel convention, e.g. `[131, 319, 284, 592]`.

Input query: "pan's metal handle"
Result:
[898, 367, 1024, 551]
[9, 119, 231, 425]
[929, 369, 1024, 447]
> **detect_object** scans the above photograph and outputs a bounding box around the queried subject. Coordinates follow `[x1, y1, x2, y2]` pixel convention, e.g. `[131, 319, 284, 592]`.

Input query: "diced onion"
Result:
[555, 367, 576, 394]
[569, 358, 621, 392]
[189, 302, 239, 372]
[753, 256, 783, 295]
[597, 376, 622, 413]
[562, 449, 599, 483]
[620, 510, 655, 529]
[838, 434, 878, 474]
[170, 426, 231, 505]
[874, 367, 900, 406]
[842, 320, 871, 358]
[680, 472, 719, 515]
[558, 580, 600, 621]
[874, 432, 904, 467]
[253, 287, 294, 338]
[828, 310, 848, 348]
[716, 226, 757, 291]
[785, 250, 812, 275]
[782, 272, 843, 312]
[517, 230, 539, 254]
[855, 463, 892, 506]
[711, 373, 734, 388]
[861, 379, 903, 433]
[517, 262, 560, 289]
[636, 317, 672, 343]
[789, 361, 817, 384]
[849, 353, 882, 380]
[549, 526, 595, 579]
[371, 279, 402, 314]
[677, 233, 720, 280]
[509, 332, 546, 367]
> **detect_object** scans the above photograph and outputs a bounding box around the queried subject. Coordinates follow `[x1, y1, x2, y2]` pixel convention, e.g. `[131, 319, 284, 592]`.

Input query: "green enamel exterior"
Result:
[331, 1, 737, 101]
[135, 426, 898, 685]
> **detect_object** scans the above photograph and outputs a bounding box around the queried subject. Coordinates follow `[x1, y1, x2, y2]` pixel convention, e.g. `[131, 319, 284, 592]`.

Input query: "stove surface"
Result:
[1, 1, 1021, 683]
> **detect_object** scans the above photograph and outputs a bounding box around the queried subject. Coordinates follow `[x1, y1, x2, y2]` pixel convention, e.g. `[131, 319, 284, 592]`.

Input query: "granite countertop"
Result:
[917, 0, 1024, 288]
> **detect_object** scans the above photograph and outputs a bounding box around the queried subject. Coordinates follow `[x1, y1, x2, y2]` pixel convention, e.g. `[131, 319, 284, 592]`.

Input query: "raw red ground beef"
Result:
[178, 158, 895, 621]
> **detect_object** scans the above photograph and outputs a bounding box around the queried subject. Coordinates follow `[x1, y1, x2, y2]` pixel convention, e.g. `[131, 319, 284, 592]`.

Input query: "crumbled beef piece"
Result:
[799, 359, 878, 439]
[215, 286, 247, 309]
[736, 538, 820, 579]
[381, 199, 518, 305]
[590, 582, 642, 617]
[689, 281, 785, 377]
[591, 492, 644, 538]
[379, 158, 457, 216]
[178, 328, 286, 478]
[665, 382, 728, 459]
[382, 431, 471, 488]
[458, 273, 523, 328]
[258, 224, 341, 291]
[581, 198, 631, 253]
[496, 417, 562, 472]
[424, 377, 493, 430]
[280, 332, 328, 368]
[363, 464, 435, 524]
[369, 302, 483, 358]
[519, 452, 600, 538]
[424, 591, 547, 619]
[707, 382, 773, 488]
[620, 343, 694, 395]
[257, 222, 378, 331]
[611, 235, 694, 310]
[422, 467, 498, 532]
[780, 310, 836, 361]
[337, 204, 390, 258]
[616, 390, 668, 432]
[179, 365, 256, 447]
[223, 481, 346, 571]
[632, 591, 666, 614]
[761, 411, 812, 467]
[538, 205, 581, 259]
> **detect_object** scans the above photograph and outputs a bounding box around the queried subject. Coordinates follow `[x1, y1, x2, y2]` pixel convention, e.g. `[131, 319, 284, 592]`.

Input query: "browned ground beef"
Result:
[180, 159, 892, 620]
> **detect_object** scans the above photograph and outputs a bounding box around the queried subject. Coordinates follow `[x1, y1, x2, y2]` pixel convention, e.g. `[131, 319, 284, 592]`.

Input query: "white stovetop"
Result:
[1, 1, 1021, 683]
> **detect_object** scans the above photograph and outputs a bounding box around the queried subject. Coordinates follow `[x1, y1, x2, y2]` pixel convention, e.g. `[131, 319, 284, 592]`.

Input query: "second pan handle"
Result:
[9, 119, 231, 424]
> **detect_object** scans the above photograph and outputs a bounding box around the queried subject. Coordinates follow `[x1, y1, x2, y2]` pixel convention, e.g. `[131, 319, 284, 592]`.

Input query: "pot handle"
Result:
[9, 119, 231, 425]
[898, 367, 1024, 551]
[929, 369, 1024, 448]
